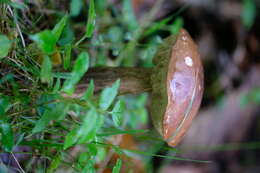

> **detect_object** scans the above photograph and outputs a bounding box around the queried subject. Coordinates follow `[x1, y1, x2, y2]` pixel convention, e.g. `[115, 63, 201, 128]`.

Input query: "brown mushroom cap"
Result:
[151, 29, 204, 147]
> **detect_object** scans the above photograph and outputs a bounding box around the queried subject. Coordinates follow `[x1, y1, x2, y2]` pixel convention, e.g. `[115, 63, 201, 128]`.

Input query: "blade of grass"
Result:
[86, 0, 96, 38]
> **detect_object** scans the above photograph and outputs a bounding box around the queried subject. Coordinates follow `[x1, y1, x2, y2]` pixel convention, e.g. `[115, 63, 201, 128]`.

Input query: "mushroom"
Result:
[76, 29, 204, 147]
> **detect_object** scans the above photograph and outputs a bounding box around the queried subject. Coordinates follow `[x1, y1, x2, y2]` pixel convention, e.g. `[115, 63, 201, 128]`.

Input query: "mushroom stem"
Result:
[75, 67, 153, 95]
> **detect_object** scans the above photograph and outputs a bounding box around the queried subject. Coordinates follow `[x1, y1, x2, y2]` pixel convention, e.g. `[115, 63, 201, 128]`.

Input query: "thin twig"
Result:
[7, 54, 33, 82]
[7, 6, 26, 48]
[11, 152, 26, 173]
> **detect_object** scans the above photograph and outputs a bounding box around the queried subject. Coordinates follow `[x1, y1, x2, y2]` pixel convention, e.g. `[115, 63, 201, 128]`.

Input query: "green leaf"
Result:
[15, 133, 25, 147]
[86, 0, 96, 37]
[112, 146, 124, 155]
[96, 146, 106, 162]
[143, 16, 173, 36]
[242, 0, 256, 29]
[32, 109, 53, 133]
[77, 109, 99, 143]
[111, 100, 125, 127]
[62, 52, 89, 95]
[169, 17, 184, 34]
[96, 0, 107, 15]
[30, 30, 56, 54]
[63, 44, 72, 70]
[144, 5, 188, 36]
[64, 125, 80, 149]
[36, 93, 58, 116]
[46, 154, 61, 173]
[0, 73, 14, 85]
[122, 0, 138, 31]
[127, 94, 148, 128]
[240, 87, 260, 106]
[53, 78, 61, 93]
[2, 0, 27, 9]
[33, 102, 69, 133]
[250, 88, 260, 103]
[55, 102, 70, 120]
[78, 152, 90, 165]
[99, 79, 120, 111]
[40, 56, 53, 84]
[0, 95, 11, 117]
[0, 0, 10, 4]
[64, 109, 103, 149]
[58, 24, 75, 46]
[0, 34, 11, 59]
[112, 159, 122, 173]
[0, 122, 14, 152]
[82, 79, 94, 100]
[52, 15, 68, 42]
[82, 160, 95, 173]
[10, 2, 26, 9]
[70, 0, 83, 17]
[87, 143, 97, 156]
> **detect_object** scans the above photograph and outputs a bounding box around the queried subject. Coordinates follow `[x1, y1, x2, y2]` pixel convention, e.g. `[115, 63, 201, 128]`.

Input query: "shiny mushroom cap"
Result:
[151, 29, 204, 147]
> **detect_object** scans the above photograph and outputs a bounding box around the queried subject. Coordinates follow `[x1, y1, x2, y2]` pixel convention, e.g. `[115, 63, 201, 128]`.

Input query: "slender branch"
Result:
[7, 6, 26, 48]
[11, 152, 26, 173]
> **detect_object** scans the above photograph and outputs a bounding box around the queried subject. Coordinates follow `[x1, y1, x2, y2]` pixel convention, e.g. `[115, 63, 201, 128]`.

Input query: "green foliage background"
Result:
[3, 0, 257, 172]
[0, 0, 182, 172]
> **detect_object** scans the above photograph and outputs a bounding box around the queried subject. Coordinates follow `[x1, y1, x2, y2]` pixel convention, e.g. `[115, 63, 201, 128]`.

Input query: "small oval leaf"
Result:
[111, 100, 125, 127]
[52, 15, 68, 42]
[86, 0, 96, 38]
[82, 79, 94, 101]
[62, 51, 89, 95]
[0, 34, 11, 59]
[112, 159, 122, 173]
[0, 122, 14, 152]
[99, 79, 120, 111]
[30, 30, 56, 54]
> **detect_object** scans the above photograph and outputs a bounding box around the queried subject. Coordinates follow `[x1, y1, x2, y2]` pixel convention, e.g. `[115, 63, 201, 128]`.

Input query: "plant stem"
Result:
[75, 67, 153, 95]
[75, 34, 88, 46]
